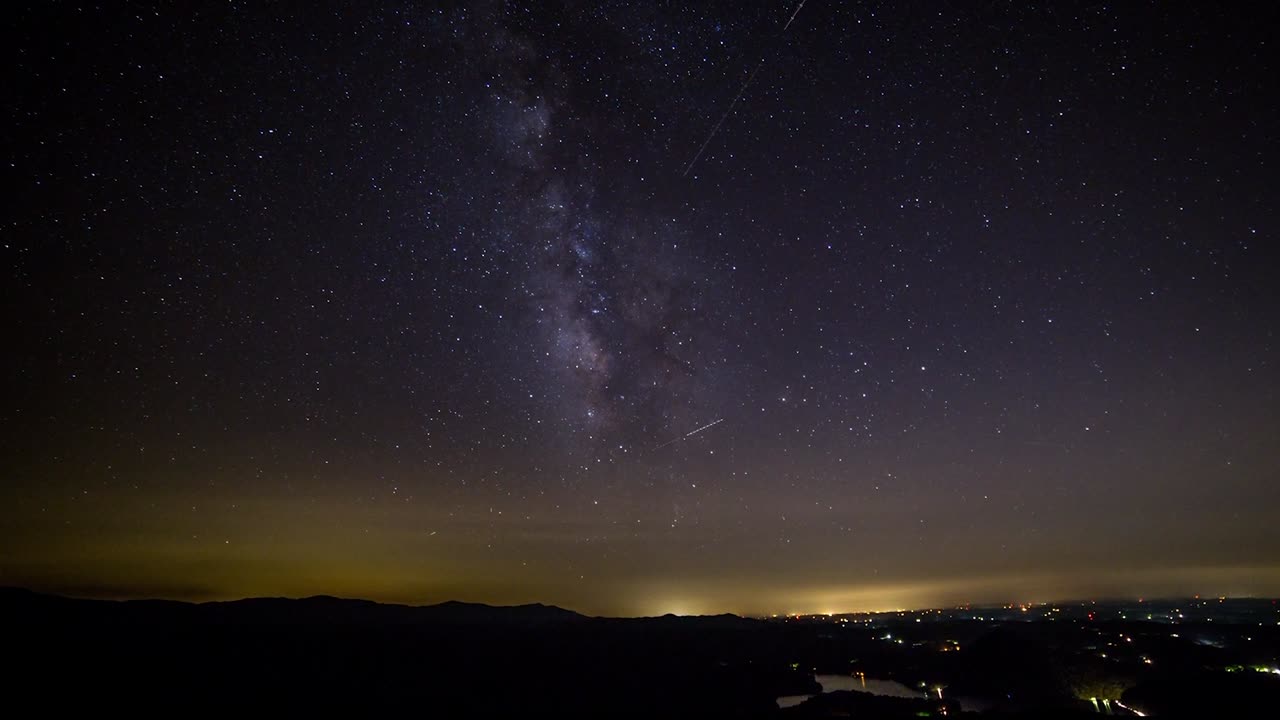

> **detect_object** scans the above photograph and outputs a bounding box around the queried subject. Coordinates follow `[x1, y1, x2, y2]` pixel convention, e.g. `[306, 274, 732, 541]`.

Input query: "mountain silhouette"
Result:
[0, 586, 588, 626]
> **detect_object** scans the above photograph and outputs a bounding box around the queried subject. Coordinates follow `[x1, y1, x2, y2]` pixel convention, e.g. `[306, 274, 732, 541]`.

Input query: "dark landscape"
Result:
[6, 587, 1278, 716]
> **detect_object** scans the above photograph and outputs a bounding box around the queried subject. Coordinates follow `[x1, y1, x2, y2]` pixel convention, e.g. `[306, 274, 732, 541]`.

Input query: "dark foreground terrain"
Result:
[3, 588, 1277, 717]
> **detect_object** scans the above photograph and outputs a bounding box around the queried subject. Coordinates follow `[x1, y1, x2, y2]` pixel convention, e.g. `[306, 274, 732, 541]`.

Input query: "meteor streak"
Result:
[680, 0, 810, 176]
[681, 61, 763, 178]
[783, 0, 808, 31]
[654, 418, 725, 449]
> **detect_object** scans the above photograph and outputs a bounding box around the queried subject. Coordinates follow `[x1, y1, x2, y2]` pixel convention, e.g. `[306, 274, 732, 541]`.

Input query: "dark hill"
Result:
[0, 586, 588, 626]
[0, 587, 793, 716]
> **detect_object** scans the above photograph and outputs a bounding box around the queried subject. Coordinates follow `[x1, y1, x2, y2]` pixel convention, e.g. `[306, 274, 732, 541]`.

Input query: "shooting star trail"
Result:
[654, 418, 725, 450]
[682, 61, 763, 177]
[681, 0, 810, 177]
[784, 0, 808, 30]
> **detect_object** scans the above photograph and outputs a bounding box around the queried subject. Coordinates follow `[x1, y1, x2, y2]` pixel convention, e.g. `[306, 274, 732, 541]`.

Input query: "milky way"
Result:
[484, 15, 724, 444]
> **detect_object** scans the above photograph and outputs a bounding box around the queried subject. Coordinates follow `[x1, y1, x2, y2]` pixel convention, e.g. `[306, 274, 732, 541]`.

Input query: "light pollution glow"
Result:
[5, 483, 1280, 617]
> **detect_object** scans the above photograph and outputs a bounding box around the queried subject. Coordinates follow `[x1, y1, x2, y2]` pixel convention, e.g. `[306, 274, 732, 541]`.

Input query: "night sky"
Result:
[4, 1, 1277, 617]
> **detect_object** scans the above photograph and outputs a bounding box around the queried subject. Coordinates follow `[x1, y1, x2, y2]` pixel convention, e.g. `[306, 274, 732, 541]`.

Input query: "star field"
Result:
[3, 1, 1277, 616]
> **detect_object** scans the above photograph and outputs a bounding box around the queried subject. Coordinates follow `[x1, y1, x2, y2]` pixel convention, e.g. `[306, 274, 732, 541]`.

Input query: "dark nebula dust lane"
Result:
[2, 1, 1278, 616]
